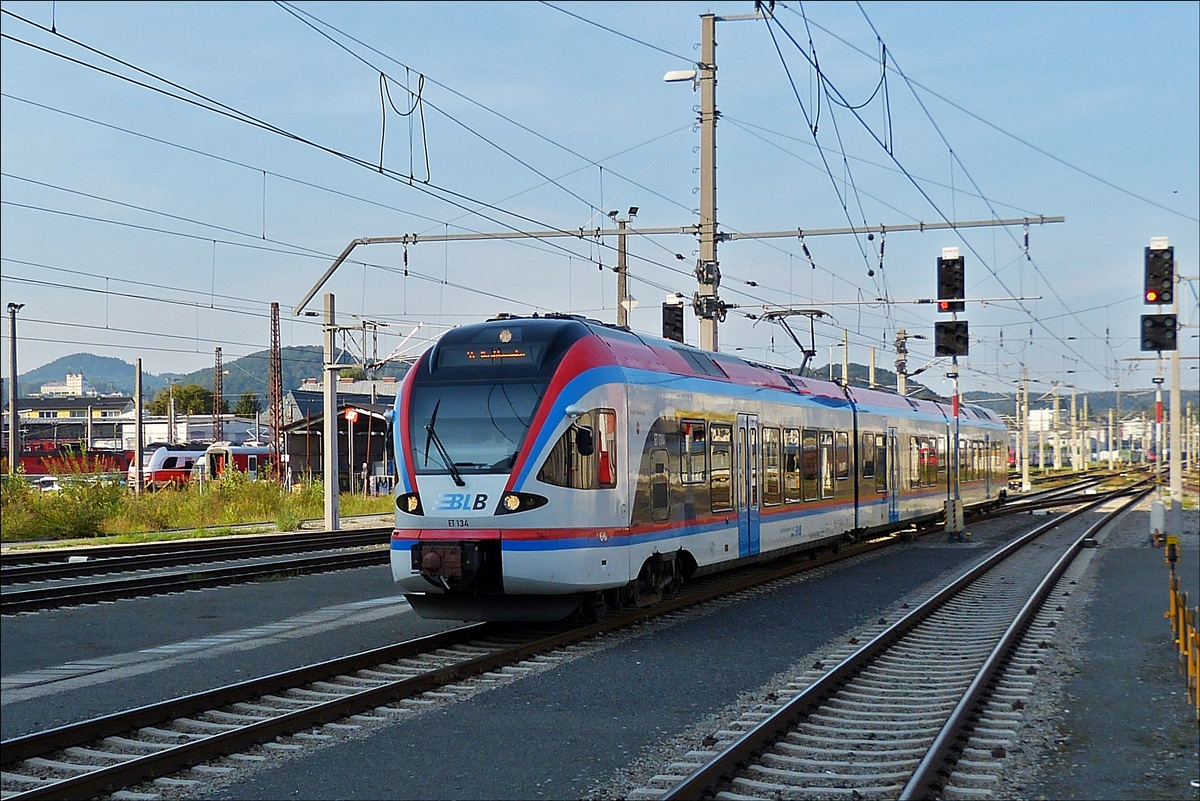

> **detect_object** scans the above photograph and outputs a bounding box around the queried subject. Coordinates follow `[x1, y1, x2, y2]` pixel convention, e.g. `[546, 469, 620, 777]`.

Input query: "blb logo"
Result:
[436, 493, 489, 511]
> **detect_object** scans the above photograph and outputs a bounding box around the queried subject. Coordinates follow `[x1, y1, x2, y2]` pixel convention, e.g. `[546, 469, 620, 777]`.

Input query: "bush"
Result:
[1, 476, 124, 540]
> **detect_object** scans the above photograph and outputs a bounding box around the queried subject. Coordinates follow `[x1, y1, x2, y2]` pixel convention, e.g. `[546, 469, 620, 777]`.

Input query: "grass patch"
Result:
[1, 472, 394, 543]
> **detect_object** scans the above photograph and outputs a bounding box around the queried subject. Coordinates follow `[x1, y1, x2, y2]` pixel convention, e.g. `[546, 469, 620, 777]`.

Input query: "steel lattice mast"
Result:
[269, 302, 284, 482]
[212, 347, 223, 442]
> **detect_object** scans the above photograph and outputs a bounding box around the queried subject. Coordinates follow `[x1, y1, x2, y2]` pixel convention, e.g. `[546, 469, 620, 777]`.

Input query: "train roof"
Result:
[446, 314, 1002, 427]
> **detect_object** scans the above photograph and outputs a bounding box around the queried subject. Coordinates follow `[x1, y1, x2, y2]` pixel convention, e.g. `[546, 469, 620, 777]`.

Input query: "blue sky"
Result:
[2, 1, 1197, 398]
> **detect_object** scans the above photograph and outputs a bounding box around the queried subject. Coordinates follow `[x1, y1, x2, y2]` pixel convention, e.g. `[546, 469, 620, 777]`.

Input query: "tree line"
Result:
[145, 385, 260, 417]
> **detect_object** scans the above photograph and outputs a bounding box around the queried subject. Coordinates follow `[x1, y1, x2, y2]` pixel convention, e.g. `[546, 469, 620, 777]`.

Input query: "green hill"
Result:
[18, 347, 409, 403]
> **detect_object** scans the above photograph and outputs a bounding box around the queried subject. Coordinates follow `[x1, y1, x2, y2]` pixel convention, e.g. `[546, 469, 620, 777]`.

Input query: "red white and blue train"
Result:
[390, 315, 1008, 621]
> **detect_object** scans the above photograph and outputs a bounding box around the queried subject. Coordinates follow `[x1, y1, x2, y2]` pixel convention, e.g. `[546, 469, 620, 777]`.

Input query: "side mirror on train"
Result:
[575, 426, 594, 456]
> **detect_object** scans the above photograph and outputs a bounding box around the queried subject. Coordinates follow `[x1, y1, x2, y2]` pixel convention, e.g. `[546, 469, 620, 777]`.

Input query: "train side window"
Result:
[680, 419, 707, 484]
[748, 425, 759, 508]
[909, 437, 921, 488]
[835, 431, 850, 481]
[937, 436, 947, 476]
[784, 427, 801, 504]
[874, 433, 887, 493]
[762, 427, 782, 506]
[650, 449, 669, 521]
[819, 430, 835, 499]
[709, 424, 733, 512]
[801, 429, 819, 501]
[860, 433, 875, 479]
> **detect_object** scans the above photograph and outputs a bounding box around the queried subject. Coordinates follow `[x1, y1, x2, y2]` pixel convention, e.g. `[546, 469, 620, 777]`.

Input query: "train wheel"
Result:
[583, 592, 608, 622]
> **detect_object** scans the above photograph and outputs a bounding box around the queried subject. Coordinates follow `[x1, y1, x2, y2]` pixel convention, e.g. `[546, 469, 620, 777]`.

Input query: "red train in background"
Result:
[2, 441, 131, 477]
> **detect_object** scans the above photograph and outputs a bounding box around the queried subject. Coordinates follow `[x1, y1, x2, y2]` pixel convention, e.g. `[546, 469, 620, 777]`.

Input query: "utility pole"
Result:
[6, 302, 22, 477]
[610, 208, 638, 327]
[1021, 365, 1031, 492]
[134, 358, 144, 495]
[1108, 408, 1115, 470]
[895, 329, 909, 395]
[1052, 385, 1062, 470]
[696, 12, 720, 351]
[869, 347, 876, 389]
[1070, 387, 1078, 473]
[1082, 396, 1089, 472]
[841, 329, 849, 387]
[323, 293, 339, 531]
[1167, 260, 1182, 536]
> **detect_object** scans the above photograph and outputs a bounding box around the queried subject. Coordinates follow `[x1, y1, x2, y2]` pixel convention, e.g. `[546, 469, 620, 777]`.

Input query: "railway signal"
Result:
[935, 320, 969, 356]
[1140, 313, 1177, 351]
[1144, 245, 1174, 304]
[662, 298, 685, 343]
[937, 249, 966, 312]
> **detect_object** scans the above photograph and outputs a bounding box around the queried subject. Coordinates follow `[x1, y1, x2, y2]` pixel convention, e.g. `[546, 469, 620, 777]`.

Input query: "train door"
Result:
[888, 427, 900, 523]
[736, 413, 760, 557]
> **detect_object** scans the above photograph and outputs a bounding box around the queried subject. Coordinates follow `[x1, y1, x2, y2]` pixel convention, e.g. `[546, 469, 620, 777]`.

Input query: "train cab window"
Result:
[680, 420, 707, 484]
[801, 429, 819, 501]
[819, 431, 835, 499]
[860, 433, 875, 479]
[709, 424, 733, 513]
[784, 427, 801, 504]
[762, 427, 781, 506]
[537, 408, 616, 490]
[161, 457, 178, 470]
[835, 431, 850, 481]
[874, 433, 888, 493]
[596, 410, 617, 488]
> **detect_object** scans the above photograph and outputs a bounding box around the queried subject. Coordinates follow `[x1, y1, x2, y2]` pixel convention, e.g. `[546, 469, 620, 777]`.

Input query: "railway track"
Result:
[0, 476, 1144, 800]
[0, 473, 1125, 616]
[639, 482, 1150, 801]
[0, 529, 391, 615]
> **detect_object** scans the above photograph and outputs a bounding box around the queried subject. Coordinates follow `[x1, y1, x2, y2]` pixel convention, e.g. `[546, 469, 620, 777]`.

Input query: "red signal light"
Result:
[938, 300, 950, 311]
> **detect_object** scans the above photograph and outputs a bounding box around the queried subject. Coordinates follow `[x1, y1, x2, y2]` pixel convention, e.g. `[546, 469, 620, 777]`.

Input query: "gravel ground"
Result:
[1000, 501, 1200, 801]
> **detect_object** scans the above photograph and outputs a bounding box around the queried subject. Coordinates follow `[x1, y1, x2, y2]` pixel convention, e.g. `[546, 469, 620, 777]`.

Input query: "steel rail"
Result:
[658, 479, 1150, 800]
[0, 528, 391, 584]
[0, 522, 393, 567]
[0, 548, 388, 614]
[900, 485, 1151, 799]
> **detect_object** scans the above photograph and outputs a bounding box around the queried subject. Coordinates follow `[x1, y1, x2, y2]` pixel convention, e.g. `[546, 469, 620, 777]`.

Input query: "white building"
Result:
[38, 373, 99, 398]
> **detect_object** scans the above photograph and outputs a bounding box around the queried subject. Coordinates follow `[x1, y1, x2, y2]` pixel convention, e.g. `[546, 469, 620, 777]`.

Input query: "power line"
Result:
[784, 3, 1198, 224]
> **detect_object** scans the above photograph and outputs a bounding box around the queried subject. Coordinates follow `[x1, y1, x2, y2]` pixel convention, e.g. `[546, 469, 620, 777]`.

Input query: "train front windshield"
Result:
[408, 381, 546, 475]
[405, 317, 594, 477]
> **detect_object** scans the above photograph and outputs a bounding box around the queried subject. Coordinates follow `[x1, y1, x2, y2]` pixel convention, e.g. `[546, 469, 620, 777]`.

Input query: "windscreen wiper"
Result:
[423, 400, 465, 487]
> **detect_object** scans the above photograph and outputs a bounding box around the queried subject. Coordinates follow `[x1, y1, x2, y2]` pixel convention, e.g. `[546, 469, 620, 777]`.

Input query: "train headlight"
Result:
[497, 492, 548, 514]
[396, 493, 424, 515]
